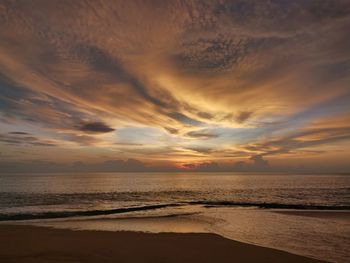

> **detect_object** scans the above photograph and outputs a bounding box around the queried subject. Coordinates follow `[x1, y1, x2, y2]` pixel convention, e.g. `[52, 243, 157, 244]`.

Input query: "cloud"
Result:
[185, 130, 218, 139]
[185, 147, 213, 154]
[197, 112, 214, 120]
[81, 159, 146, 172]
[0, 159, 147, 173]
[8, 131, 30, 135]
[62, 133, 101, 146]
[72, 43, 170, 109]
[231, 155, 269, 172]
[167, 112, 203, 126]
[235, 111, 254, 124]
[0, 133, 57, 147]
[79, 121, 115, 133]
[250, 154, 269, 167]
[241, 126, 350, 158]
[0, 1, 349, 171]
[180, 161, 219, 172]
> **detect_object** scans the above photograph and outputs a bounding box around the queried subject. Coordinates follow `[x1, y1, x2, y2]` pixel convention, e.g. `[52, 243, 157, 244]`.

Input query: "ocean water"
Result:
[0, 172, 349, 262]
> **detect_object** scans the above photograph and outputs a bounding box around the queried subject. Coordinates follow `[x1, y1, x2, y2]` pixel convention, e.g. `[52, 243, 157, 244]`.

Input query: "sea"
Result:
[0, 172, 349, 262]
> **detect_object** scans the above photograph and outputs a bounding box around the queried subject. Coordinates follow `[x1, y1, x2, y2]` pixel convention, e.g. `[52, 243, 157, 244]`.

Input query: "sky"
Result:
[0, 0, 350, 173]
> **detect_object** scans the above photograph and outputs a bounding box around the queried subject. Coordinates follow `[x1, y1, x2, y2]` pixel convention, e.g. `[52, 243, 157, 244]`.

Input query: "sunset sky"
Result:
[1, 0, 350, 172]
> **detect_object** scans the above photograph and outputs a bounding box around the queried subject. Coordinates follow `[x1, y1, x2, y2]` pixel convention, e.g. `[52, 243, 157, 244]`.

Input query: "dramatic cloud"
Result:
[79, 122, 115, 133]
[0, 0, 350, 172]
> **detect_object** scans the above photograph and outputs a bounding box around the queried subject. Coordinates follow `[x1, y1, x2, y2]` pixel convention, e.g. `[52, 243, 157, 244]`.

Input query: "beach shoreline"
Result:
[0, 224, 325, 263]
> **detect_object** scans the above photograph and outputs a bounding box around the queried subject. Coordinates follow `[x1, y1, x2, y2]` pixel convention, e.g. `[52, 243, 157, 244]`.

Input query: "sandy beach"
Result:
[0, 225, 324, 263]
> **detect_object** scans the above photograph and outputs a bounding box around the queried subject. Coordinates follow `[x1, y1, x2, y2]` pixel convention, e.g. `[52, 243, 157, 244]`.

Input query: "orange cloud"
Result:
[0, 1, 350, 172]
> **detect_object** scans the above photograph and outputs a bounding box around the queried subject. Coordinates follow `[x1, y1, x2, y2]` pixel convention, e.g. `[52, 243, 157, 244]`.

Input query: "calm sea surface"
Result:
[0, 172, 349, 262]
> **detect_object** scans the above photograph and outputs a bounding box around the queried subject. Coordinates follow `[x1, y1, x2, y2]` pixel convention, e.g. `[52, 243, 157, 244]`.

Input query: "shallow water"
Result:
[0, 172, 349, 262]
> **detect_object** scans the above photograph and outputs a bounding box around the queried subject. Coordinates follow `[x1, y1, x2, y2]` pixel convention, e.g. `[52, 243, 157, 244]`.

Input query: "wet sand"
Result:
[275, 210, 350, 220]
[0, 225, 324, 263]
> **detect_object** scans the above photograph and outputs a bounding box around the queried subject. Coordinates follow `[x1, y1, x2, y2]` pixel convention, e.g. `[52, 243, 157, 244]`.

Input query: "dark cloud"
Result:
[243, 127, 350, 157]
[0, 159, 147, 173]
[63, 133, 101, 146]
[88, 159, 146, 172]
[175, 35, 286, 73]
[79, 122, 115, 133]
[186, 147, 213, 154]
[0, 75, 35, 118]
[8, 131, 30, 135]
[181, 161, 219, 172]
[236, 111, 254, 124]
[186, 130, 218, 139]
[0, 133, 56, 147]
[196, 161, 219, 171]
[182, 163, 196, 169]
[250, 154, 269, 167]
[210, 0, 350, 35]
[167, 112, 203, 126]
[114, 142, 144, 146]
[197, 112, 214, 120]
[0, 74, 96, 131]
[164, 127, 178, 134]
[72, 44, 169, 108]
[232, 155, 269, 172]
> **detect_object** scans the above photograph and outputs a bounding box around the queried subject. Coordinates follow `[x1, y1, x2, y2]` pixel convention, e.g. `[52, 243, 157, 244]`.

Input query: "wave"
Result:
[188, 201, 350, 210]
[1, 201, 349, 221]
[0, 203, 181, 221]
